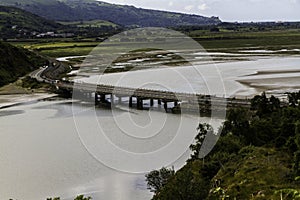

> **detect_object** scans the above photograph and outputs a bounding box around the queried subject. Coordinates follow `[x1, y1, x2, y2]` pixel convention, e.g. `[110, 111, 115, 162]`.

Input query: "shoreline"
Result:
[0, 93, 58, 109]
[243, 69, 300, 77]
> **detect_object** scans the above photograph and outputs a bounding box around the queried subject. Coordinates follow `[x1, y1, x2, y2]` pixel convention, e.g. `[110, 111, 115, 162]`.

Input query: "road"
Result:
[29, 67, 48, 83]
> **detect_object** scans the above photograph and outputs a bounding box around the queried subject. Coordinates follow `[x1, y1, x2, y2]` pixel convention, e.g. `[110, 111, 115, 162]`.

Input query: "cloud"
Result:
[198, 3, 209, 11]
[184, 5, 194, 11]
[100, 0, 300, 21]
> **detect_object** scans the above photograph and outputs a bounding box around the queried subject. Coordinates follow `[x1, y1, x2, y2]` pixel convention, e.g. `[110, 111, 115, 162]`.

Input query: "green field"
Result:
[195, 29, 300, 52]
[9, 28, 300, 59]
[59, 20, 118, 28]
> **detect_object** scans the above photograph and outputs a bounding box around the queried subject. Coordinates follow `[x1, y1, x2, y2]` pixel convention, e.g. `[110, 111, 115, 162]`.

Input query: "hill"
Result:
[0, 6, 64, 38]
[0, 42, 47, 86]
[0, 0, 221, 27]
[0, 5, 121, 39]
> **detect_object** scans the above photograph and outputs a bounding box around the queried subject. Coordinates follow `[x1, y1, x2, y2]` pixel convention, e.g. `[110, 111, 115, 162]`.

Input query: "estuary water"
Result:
[0, 99, 223, 200]
[79, 56, 300, 99]
[1, 55, 300, 199]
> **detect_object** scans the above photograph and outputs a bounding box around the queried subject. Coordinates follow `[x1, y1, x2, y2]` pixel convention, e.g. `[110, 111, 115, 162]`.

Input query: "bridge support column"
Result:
[129, 97, 133, 108]
[100, 94, 106, 103]
[137, 98, 143, 110]
[174, 101, 178, 107]
[140, 99, 143, 110]
[150, 99, 154, 107]
[118, 96, 122, 104]
[95, 92, 99, 105]
[158, 99, 162, 105]
[110, 94, 114, 107]
[164, 101, 168, 112]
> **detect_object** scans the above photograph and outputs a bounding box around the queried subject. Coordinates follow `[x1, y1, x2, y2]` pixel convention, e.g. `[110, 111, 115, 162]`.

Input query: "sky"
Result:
[99, 0, 300, 22]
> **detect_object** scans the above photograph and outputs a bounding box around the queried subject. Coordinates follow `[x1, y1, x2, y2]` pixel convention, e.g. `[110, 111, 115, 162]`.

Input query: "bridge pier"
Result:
[164, 101, 168, 112]
[158, 99, 162, 105]
[150, 99, 154, 107]
[95, 92, 99, 105]
[110, 94, 115, 107]
[174, 101, 178, 107]
[137, 98, 143, 110]
[129, 97, 133, 108]
[100, 94, 106, 103]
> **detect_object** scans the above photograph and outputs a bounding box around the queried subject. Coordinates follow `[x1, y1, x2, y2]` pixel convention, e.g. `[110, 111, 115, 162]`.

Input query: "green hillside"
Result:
[0, 0, 221, 27]
[0, 42, 47, 86]
[0, 0, 75, 21]
[0, 6, 64, 38]
[0, 5, 121, 39]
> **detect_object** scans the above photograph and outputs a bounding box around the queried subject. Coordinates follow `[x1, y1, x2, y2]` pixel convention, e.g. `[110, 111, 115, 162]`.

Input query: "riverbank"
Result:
[0, 93, 58, 109]
[0, 79, 57, 109]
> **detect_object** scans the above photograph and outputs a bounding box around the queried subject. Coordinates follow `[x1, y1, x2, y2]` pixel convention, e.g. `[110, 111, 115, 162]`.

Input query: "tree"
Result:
[293, 121, 300, 175]
[251, 92, 272, 116]
[152, 161, 210, 200]
[223, 108, 250, 138]
[190, 123, 214, 161]
[270, 95, 281, 111]
[74, 195, 92, 200]
[145, 167, 175, 194]
[288, 92, 300, 107]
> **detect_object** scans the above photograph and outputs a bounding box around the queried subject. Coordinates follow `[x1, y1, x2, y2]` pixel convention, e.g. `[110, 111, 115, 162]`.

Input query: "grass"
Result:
[8, 28, 300, 61]
[10, 41, 100, 57]
[192, 29, 300, 51]
[210, 146, 298, 199]
[59, 20, 118, 28]
[39, 46, 95, 57]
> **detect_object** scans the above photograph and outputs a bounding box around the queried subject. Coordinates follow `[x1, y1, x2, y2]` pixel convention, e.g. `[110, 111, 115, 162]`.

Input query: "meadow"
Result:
[8, 28, 300, 62]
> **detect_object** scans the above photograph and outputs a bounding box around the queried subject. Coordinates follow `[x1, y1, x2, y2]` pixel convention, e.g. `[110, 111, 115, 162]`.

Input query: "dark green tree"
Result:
[293, 121, 300, 175]
[190, 123, 214, 161]
[152, 161, 209, 200]
[74, 195, 92, 200]
[251, 92, 276, 117]
[288, 92, 300, 107]
[145, 167, 175, 194]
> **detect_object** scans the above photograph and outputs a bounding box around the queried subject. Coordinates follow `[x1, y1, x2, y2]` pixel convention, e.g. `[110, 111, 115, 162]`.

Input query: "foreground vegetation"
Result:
[146, 92, 300, 199]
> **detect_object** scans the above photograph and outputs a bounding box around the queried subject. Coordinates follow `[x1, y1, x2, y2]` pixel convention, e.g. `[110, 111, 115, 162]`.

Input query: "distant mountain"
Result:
[0, 5, 121, 39]
[0, 0, 221, 27]
[0, 6, 64, 38]
[0, 42, 47, 86]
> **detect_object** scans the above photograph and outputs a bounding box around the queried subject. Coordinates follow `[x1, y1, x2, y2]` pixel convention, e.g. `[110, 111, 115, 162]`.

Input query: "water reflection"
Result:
[0, 100, 217, 200]
[0, 110, 24, 117]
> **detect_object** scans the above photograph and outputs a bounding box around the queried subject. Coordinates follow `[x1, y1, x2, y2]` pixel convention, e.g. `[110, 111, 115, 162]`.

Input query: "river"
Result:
[1, 55, 300, 199]
[0, 98, 224, 200]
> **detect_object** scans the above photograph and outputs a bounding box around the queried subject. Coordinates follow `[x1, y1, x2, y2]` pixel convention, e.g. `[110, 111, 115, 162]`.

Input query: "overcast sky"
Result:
[99, 0, 300, 22]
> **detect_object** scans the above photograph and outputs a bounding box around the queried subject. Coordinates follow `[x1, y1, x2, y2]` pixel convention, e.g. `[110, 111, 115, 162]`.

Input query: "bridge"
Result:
[57, 79, 252, 114]
[30, 63, 251, 114]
